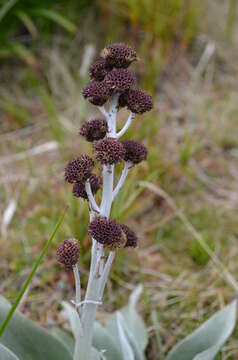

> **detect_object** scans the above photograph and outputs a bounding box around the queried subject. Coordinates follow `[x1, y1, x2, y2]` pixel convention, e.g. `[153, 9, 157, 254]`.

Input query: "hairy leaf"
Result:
[0, 297, 72, 360]
[166, 300, 237, 360]
[106, 286, 147, 359]
[93, 322, 122, 360]
[0, 344, 19, 360]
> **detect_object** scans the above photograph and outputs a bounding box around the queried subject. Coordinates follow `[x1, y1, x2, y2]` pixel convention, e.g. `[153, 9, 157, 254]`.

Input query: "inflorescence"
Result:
[93, 138, 125, 165]
[56, 239, 79, 270]
[122, 140, 147, 164]
[119, 89, 153, 114]
[80, 118, 108, 142]
[89, 216, 122, 247]
[73, 174, 101, 199]
[61, 42, 153, 259]
[101, 43, 137, 68]
[65, 155, 94, 183]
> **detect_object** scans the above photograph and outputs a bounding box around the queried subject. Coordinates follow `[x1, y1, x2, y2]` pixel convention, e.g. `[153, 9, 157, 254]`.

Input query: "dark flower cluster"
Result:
[62, 43, 153, 264]
[80, 118, 108, 142]
[89, 58, 111, 81]
[88, 216, 137, 249]
[89, 216, 122, 246]
[82, 81, 110, 106]
[82, 42, 152, 112]
[104, 68, 135, 93]
[93, 138, 125, 165]
[65, 155, 94, 183]
[56, 239, 79, 270]
[122, 140, 147, 164]
[73, 174, 101, 199]
[119, 89, 153, 114]
[101, 43, 137, 68]
[120, 224, 138, 248]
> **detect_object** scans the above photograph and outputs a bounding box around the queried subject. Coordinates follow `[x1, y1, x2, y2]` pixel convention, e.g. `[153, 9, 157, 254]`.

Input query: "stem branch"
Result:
[113, 161, 132, 199]
[116, 112, 134, 138]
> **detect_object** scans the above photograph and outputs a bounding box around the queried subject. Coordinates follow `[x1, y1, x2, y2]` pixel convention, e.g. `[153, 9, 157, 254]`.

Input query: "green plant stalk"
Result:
[0, 207, 68, 337]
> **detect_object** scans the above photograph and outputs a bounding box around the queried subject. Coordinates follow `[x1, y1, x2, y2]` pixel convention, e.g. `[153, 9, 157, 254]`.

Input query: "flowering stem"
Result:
[98, 251, 115, 300]
[73, 264, 81, 310]
[98, 105, 108, 118]
[113, 161, 132, 199]
[76, 96, 119, 360]
[85, 180, 100, 214]
[116, 112, 135, 138]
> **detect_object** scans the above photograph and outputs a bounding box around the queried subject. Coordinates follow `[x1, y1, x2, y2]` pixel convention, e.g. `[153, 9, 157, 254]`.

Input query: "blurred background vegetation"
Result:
[1, 0, 238, 359]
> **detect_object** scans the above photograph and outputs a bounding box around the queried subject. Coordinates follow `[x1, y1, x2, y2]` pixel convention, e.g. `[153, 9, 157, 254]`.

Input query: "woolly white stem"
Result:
[85, 180, 100, 213]
[116, 112, 135, 138]
[100, 164, 114, 217]
[77, 243, 103, 360]
[98, 105, 108, 118]
[98, 251, 115, 299]
[73, 264, 81, 307]
[107, 94, 119, 137]
[76, 96, 119, 360]
[113, 161, 132, 199]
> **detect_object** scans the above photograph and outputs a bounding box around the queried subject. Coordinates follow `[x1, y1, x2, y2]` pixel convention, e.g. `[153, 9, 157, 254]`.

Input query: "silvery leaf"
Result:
[106, 286, 147, 359]
[62, 301, 83, 340]
[0, 296, 72, 360]
[93, 321, 122, 360]
[116, 312, 135, 360]
[166, 300, 237, 360]
[0, 344, 19, 360]
[51, 328, 74, 355]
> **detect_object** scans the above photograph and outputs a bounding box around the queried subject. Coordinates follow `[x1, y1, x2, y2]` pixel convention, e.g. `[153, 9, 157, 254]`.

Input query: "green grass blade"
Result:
[32, 8, 77, 34]
[0, 0, 19, 22]
[151, 310, 164, 360]
[16, 11, 38, 39]
[0, 207, 68, 337]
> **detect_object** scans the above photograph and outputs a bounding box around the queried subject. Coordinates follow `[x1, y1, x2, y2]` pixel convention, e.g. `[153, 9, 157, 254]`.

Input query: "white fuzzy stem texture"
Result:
[75, 95, 131, 360]
[116, 112, 134, 138]
[113, 161, 132, 199]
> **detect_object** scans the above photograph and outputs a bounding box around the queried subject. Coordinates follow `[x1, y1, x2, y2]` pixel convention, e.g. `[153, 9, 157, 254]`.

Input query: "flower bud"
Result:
[104, 68, 135, 93]
[122, 140, 147, 164]
[89, 216, 123, 247]
[120, 224, 138, 248]
[101, 43, 137, 68]
[89, 58, 111, 81]
[119, 89, 153, 114]
[80, 118, 108, 142]
[93, 138, 125, 165]
[56, 239, 79, 269]
[65, 155, 94, 183]
[72, 174, 101, 199]
[82, 80, 110, 106]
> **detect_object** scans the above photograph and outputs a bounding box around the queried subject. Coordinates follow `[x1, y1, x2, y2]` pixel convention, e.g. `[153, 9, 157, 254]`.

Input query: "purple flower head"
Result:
[56, 239, 79, 270]
[120, 224, 138, 248]
[89, 216, 123, 247]
[89, 58, 111, 81]
[119, 89, 153, 114]
[72, 174, 101, 200]
[93, 138, 125, 165]
[104, 68, 135, 93]
[65, 155, 94, 183]
[82, 80, 110, 106]
[101, 43, 137, 68]
[80, 118, 108, 142]
[122, 140, 147, 164]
